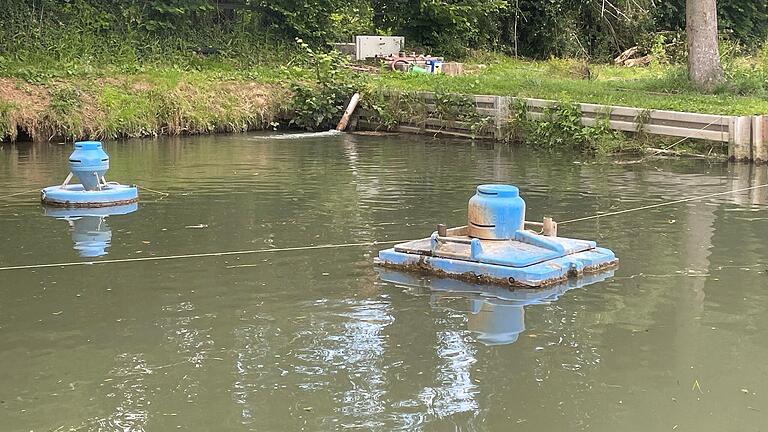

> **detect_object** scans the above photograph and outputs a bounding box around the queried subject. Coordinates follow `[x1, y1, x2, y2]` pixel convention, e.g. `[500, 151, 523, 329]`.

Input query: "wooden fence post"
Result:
[752, 115, 768, 164]
[728, 116, 752, 162]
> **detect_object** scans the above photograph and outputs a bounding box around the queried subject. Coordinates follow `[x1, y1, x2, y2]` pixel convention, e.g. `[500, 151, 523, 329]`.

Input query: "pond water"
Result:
[1, 133, 767, 431]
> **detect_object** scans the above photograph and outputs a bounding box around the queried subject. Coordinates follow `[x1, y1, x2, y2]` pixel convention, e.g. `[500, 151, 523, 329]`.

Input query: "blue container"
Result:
[425, 59, 443, 74]
[69, 141, 109, 191]
[468, 184, 526, 239]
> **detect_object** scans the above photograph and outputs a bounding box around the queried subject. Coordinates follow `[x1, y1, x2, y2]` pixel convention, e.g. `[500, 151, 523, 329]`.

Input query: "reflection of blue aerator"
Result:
[70, 216, 112, 258]
[466, 300, 525, 345]
[41, 141, 138, 208]
[376, 267, 614, 345]
[42, 203, 137, 257]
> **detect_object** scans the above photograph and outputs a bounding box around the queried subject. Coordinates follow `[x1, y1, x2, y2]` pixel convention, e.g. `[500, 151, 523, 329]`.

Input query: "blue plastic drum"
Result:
[69, 141, 109, 191]
[468, 184, 526, 239]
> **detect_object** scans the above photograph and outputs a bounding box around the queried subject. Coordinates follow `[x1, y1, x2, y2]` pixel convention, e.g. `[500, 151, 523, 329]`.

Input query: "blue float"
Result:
[41, 141, 138, 207]
[42, 203, 138, 257]
[375, 184, 618, 288]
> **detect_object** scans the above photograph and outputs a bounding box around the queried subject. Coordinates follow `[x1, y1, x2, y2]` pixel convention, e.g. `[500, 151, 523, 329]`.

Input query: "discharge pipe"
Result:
[336, 93, 361, 131]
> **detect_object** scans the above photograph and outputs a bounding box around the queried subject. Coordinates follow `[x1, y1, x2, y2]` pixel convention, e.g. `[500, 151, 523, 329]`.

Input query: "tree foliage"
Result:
[654, 0, 768, 46]
[374, 0, 507, 56]
[1, 0, 766, 63]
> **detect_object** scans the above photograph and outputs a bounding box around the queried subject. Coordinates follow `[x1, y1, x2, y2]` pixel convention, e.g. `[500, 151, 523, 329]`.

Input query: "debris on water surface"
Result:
[185, 224, 208, 229]
[692, 379, 703, 394]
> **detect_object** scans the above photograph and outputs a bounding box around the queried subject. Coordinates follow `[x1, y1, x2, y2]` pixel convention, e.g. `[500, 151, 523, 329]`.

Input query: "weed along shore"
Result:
[357, 90, 768, 162]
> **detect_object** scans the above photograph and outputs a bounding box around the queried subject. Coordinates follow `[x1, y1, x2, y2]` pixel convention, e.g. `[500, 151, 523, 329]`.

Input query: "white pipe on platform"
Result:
[336, 93, 361, 131]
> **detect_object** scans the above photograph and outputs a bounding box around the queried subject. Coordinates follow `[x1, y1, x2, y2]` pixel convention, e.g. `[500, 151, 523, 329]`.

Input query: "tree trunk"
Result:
[686, 0, 724, 92]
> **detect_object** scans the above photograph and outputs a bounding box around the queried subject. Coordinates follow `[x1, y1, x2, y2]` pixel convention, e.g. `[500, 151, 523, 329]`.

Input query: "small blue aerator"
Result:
[41, 141, 138, 208]
[375, 184, 618, 287]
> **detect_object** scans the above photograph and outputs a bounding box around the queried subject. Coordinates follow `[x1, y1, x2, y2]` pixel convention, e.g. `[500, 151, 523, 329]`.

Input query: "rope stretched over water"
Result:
[0, 183, 766, 272]
[0, 240, 406, 272]
[136, 185, 170, 196]
[0, 188, 40, 201]
[661, 115, 725, 151]
[557, 183, 768, 225]
[0, 184, 168, 203]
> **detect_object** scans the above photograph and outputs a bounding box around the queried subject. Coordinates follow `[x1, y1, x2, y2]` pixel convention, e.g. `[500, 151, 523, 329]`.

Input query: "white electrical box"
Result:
[355, 36, 404, 60]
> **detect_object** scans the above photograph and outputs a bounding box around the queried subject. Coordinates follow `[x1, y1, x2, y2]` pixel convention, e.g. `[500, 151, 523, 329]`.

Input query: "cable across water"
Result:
[0, 188, 41, 200]
[0, 183, 766, 272]
[0, 240, 407, 272]
[557, 183, 768, 225]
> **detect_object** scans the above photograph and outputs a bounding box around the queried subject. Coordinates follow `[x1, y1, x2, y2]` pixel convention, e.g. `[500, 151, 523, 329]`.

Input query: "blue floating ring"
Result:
[41, 183, 139, 208]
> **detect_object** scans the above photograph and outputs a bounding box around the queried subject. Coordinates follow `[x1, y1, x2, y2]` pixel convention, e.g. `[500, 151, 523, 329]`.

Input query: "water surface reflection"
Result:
[41, 203, 138, 257]
[1, 135, 767, 432]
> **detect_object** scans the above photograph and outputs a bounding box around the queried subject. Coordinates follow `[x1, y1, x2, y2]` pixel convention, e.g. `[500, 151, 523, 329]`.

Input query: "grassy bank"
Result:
[0, 65, 289, 142]
[373, 54, 768, 116]
[3, 49, 768, 147]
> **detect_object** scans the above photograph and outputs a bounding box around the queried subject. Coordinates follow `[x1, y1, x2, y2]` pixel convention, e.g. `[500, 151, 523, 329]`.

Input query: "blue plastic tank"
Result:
[468, 184, 526, 239]
[69, 141, 109, 191]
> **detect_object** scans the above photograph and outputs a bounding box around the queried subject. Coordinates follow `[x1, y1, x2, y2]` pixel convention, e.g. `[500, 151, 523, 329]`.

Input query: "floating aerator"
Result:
[41, 141, 138, 207]
[375, 184, 618, 287]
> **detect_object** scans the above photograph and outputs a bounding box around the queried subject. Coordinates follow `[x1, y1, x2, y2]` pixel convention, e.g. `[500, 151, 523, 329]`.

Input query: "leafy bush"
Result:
[509, 99, 623, 154]
[288, 40, 363, 130]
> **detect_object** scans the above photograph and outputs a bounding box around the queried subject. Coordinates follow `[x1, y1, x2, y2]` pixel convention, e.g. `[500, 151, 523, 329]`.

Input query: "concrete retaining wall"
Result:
[355, 92, 767, 163]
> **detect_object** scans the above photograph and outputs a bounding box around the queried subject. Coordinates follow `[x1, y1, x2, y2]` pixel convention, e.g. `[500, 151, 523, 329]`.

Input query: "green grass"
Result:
[0, 100, 15, 137]
[373, 56, 768, 116]
[0, 67, 287, 141]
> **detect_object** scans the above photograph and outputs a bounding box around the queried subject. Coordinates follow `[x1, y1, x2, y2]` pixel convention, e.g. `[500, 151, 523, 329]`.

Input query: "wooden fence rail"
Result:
[354, 92, 766, 163]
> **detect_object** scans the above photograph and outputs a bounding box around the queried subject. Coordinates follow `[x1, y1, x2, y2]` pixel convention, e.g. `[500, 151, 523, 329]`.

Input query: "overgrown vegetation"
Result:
[361, 90, 495, 137]
[0, 74, 286, 141]
[363, 91, 640, 155]
[507, 100, 632, 155]
[2, 1, 767, 72]
[288, 40, 364, 130]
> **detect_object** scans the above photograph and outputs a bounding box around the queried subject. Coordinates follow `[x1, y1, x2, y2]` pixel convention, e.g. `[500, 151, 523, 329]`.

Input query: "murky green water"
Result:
[1, 133, 768, 431]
